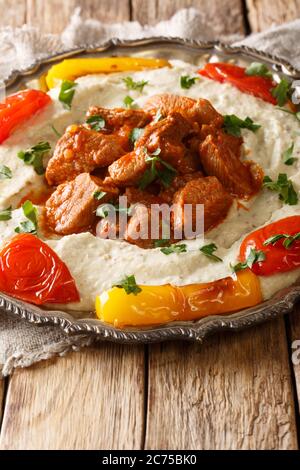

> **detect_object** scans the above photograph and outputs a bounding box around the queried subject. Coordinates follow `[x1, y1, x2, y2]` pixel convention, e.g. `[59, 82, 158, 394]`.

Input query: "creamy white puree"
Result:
[1, 59, 300, 311]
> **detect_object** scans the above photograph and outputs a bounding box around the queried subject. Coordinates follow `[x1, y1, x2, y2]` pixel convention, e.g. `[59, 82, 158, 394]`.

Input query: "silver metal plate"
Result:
[2, 37, 300, 343]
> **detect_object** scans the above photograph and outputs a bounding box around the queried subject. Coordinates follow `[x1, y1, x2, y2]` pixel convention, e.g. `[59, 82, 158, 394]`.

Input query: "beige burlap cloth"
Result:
[1, 8, 300, 375]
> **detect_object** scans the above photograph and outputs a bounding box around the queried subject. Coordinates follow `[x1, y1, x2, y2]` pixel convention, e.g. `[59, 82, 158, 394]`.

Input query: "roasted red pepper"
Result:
[239, 216, 300, 276]
[0, 89, 51, 144]
[198, 62, 277, 105]
[0, 234, 80, 305]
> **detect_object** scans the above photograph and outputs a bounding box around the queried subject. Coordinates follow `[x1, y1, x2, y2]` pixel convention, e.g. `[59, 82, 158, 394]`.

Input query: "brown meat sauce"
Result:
[43, 94, 263, 247]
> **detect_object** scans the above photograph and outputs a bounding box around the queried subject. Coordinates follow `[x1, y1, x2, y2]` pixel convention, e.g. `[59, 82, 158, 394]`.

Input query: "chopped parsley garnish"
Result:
[272, 78, 290, 107]
[245, 62, 272, 78]
[276, 107, 300, 121]
[50, 124, 62, 137]
[263, 232, 300, 249]
[122, 77, 148, 93]
[130, 127, 145, 144]
[231, 248, 266, 273]
[153, 109, 164, 122]
[58, 80, 77, 109]
[123, 95, 135, 109]
[139, 147, 177, 190]
[160, 243, 187, 255]
[283, 143, 297, 166]
[154, 239, 170, 248]
[223, 115, 261, 137]
[17, 141, 51, 175]
[93, 191, 107, 201]
[113, 274, 142, 295]
[263, 173, 298, 205]
[199, 243, 222, 262]
[86, 114, 106, 131]
[96, 203, 132, 218]
[0, 165, 12, 180]
[180, 75, 199, 89]
[0, 206, 12, 221]
[15, 200, 38, 234]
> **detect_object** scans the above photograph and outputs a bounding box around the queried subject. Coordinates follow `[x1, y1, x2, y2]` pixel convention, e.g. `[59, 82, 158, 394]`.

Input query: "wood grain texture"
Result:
[289, 306, 300, 410]
[0, 345, 145, 450]
[246, 0, 300, 32]
[0, 378, 5, 426]
[25, 0, 130, 33]
[145, 319, 298, 450]
[0, 0, 26, 27]
[131, 0, 245, 35]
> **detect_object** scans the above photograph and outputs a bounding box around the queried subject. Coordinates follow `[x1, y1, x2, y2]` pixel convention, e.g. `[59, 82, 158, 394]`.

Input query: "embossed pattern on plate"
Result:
[1, 38, 300, 343]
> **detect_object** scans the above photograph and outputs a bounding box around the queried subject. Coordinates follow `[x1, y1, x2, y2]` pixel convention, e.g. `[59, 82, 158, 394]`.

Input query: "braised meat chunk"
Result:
[108, 113, 198, 187]
[86, 106, 152, 130]
[199, 131, 260, 198]
[159, 172, 203, 203]
[45, 173, 119, 235]
[124, 192, 172, 249]
[108, 147, 147, 187]
[144, 94, 224, 127]
[172, 176, 233, 234]
[46, 125, 126, 186]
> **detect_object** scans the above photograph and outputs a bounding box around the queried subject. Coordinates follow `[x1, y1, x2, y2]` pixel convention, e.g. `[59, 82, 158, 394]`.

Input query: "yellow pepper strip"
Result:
[45, 57, 171, 89]
[95, 269, 262, 328]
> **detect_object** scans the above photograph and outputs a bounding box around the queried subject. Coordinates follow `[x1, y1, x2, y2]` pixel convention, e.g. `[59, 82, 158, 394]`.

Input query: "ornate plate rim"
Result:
[1, 37, 300, 343]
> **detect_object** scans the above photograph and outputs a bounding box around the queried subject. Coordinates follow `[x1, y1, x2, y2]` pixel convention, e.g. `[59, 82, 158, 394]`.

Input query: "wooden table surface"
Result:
[0, 0, 300, 450]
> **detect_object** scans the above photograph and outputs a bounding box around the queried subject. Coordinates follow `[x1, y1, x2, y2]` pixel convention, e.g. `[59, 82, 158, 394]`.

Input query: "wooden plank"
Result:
[131, 0, 245, 35]
[0, 345, 145, 450]
[289, 305, 300, 410]
[145, 319, 298, 450]
[0, 378, 5, 427]
[246, 0, 300, 32]
[25, 0, 130, 34]
[0, 0, 26, 27]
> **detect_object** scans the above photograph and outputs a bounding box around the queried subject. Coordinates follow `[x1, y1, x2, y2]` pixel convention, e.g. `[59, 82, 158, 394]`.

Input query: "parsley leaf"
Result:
[139, 147, 177, 190]
[18, 141, 51, 175]
[161, 244, 187, 255]
[93, 191, 107, 201]
[199, 243, 222, 262]
[283, 142, 297, 166]
[153, 109, 164, 122]
[50, 124, 62, 137]
[276, 107, 300, 122]
[0, 165, 12, 180]
[264, 232, 300, 249]
[263, 173, 298, 205]
[223, 115, 261, 137]
[272, 78, 290, 107]
[0, 206, 12, 221]
[231, 248, 266, 272]
[245, 62, 272, 78]
[154, 239, 170, 248]
[123, 77, 148, 92]
[96, 203, 132, 218]
[123, 95, 135, 109]
[58, 80, 77, 109]
[180, 75, 199, 89]
[15, 200, 38, 234]
[130, 127, 145, 144]
[113, 274, 142, 295]
[86, 114, 106, 131]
